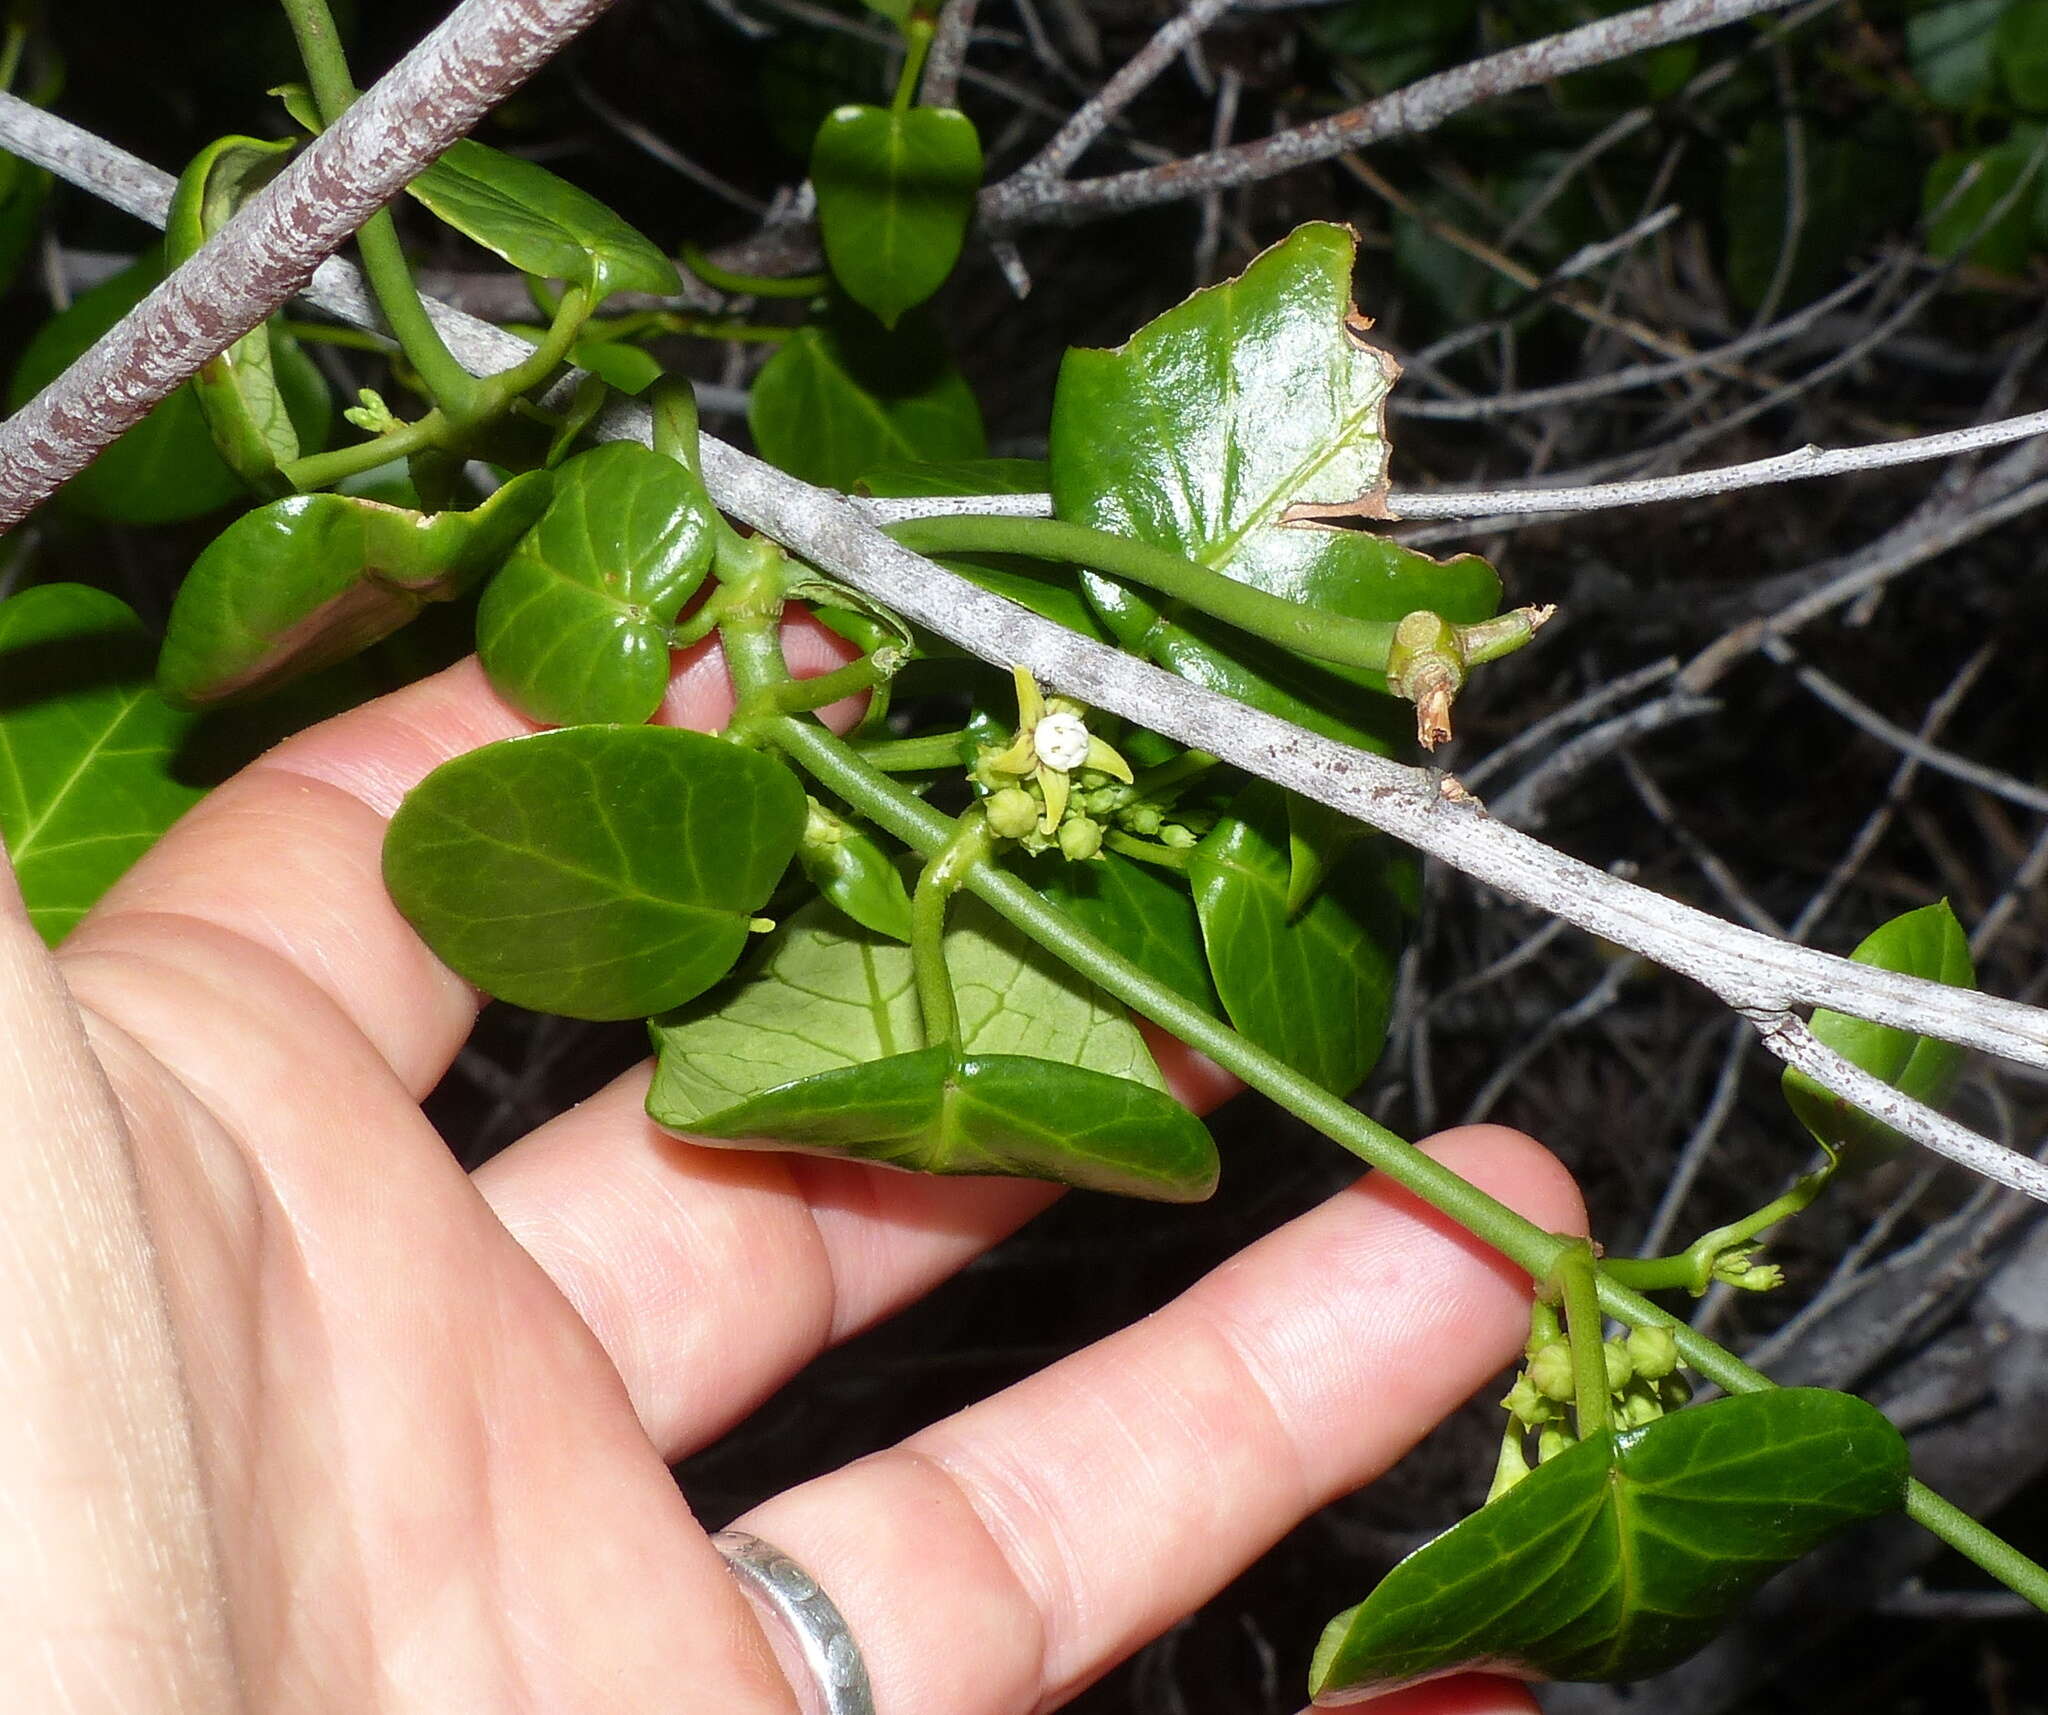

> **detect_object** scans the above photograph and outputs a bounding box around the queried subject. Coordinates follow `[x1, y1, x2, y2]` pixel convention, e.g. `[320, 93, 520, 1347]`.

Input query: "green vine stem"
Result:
[886, 514, 1548, 685]
[1552, 1241, 1612, 1441]
[892, 14, 936, 115]
[762, 706, 2048, 1613]
[678, 243, 828, 300]
[1604, 1165, 1831, 1295]
[909, 814, 991, 1045]
[277, 0, 484, 420]
[852, 730, 973, 771]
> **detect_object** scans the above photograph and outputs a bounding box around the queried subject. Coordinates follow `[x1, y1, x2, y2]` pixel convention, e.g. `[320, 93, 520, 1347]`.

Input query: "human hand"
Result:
[2, 619, 1584, 1714]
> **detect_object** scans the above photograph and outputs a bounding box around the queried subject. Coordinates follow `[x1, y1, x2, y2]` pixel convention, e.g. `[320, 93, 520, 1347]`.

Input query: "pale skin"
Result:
[1, 615, 1586, 1714]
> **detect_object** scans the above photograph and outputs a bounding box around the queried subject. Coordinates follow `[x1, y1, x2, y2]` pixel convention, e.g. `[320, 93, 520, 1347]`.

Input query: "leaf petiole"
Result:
[909, 812, 990, 1046]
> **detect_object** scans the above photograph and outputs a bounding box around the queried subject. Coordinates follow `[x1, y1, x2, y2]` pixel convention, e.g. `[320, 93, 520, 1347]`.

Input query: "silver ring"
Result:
[711, 1529, 876, 1715]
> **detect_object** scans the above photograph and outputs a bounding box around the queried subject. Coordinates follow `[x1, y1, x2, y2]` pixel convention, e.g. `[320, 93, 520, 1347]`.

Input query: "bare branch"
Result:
[981, 0, 1805, 230]
[0, 0, 624, 530]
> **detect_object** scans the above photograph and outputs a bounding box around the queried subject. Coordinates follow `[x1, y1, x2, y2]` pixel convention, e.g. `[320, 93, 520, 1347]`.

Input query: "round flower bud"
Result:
[1527, 1344, 1576, 1403]
[1032, 710, 1092, 772]
[1159, 823, 1197, 849]
[985, 788, 1040, 840]
[1603, 1337, 1635, 1393]
[1624, 1324, 1679, 1381]
[1057, 817, 1104, 862]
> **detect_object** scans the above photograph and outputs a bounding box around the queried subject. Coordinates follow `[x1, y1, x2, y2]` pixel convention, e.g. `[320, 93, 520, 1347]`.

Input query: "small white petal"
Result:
[1032, 710, 1092, 772]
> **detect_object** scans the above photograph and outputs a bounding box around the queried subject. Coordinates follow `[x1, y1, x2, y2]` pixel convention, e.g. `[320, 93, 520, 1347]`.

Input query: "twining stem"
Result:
[277, 0, 484, 419]
[1553, 1242, 1612, 1441]
[887, 514, 1403, 676]
[1604, 1165, 1831, 1294]
[765, 707, 2048, 1611]
[752, 652, 896, 714]
[679, 243, 827, 300]
[892, 15, 936, 116]
[909, 814, 991, 1045]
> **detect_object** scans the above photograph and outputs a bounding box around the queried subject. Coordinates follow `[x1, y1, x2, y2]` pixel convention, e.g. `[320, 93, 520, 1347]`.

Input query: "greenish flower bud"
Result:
[1487, 1431, 1533, 1503]
[1536, 1424, 1576, 1464]
[1603, 1337, 1635, 1393]
[1159, 823, 1197, 849]
[1712, 1247, 1785, 1292]
[1123, 803, 1163, 837]
[985, 788, 1040, 840]
[1616, 1381, 1664, 1429]
[1057, 817, 1104, 862]
[1527, 1344, 1576, 1403]
[1624, 1324, 1679, 1381]
[1500, 1373, 1554, 1428]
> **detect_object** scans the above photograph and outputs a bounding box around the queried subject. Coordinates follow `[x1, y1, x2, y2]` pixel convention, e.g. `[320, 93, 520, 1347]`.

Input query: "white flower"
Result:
[1031, 710, 1092, 772]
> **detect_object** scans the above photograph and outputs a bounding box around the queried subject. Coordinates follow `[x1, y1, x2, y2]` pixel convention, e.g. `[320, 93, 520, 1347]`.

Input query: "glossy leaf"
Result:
[648, 895, 1212, 1197]
[1309, 1389, 1908, 1701]
[1190, 781, 1402, 1095]
[407, 138, 681, 302]
[1033, 850, 1224, 1021]
[8, 254, 330, 525]
[158, 473, 552, 708]
[166, 135, 302, 489]
[0, 585, 202, 944]
[1049, 222, 1498, 750]
[1285, 793, 1365, 921]
[749, 315, 985, 491]
[383, 725, 807, 1021]
[812, 103, 983, 327]
[862, 458, 1106, 638]
[476, 444, 716, 726]
[1782, 900, 1974, 1169]
[798, 805, 915, 941]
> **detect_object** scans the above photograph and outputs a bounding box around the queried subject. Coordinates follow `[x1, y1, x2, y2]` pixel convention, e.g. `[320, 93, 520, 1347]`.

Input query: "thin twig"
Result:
[981, 0, 1804, 230]
[920, 0, 979, 108]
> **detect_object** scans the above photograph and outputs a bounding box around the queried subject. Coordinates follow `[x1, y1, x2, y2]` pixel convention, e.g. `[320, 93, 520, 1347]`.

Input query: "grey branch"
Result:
[0, 0, 624, 530]
[7, 94, 2047, 1203]
[981, 0, 1805, 229]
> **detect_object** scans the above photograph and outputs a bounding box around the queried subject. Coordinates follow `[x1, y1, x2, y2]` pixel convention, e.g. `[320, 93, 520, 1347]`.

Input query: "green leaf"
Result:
[812, 103, 983, 327]
[1190, 781, 1402, 1095]
[476, 444, 717, 726]
[1284, 793, 1366, 920]
[1910, 0, 2007, 109]
[1782, 900, 1975, 1169]
[1033, 849, 1224, 1021]
[158, 473, 553, 708]
[407, 138, 681, 303]
[647, 894, 1214, 1199]
[0, 151, 50, 300]
[1999, 0, 2048, 109]
[1049, 222, 1499, 751]
[798, 805, 915, 941]
[749, 315, 985, 491]
[8, 253, 331, 525]
[166, 135, 302, 489]
[0, 585, 203, 945]
[1923, 141, 2040, 275]
[383, 725, 807, 1021]
[1309, 1389, 1908, 1700]
[860, 457, 1107, 639]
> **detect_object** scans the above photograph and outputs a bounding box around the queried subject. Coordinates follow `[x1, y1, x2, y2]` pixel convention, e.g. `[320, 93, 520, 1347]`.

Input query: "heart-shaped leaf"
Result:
[648, 894, 1210, 1197]
[407, 138, 681, 303]
[159, 473, 552, 708]
[749, 314, 985, 491]
[1190, 781, 1403, 1095]
[476, 444, 716, 726]
[0, 585, 203, 944]
[1782, 900, 1975, 1168]
[1309, 1389, 1908, 1701]
[1048, 222, 1498, 750]
[167, 134, 302, 489]
[384, 725, 807, 1021]
[812, 102, 983, 327]
[8, 252, 331, 524]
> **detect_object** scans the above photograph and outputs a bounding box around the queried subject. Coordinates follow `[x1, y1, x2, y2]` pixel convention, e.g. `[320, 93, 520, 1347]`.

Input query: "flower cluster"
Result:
[1489, 1321, 1691, 1500]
